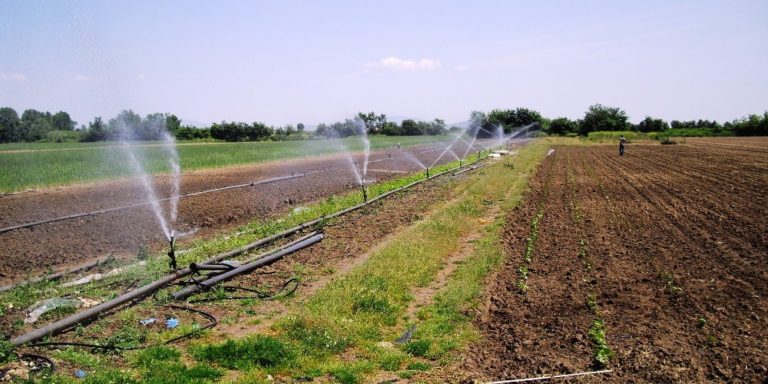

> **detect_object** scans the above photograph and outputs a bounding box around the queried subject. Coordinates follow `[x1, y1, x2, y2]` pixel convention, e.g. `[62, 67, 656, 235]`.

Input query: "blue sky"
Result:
[1, 0, 766, 127]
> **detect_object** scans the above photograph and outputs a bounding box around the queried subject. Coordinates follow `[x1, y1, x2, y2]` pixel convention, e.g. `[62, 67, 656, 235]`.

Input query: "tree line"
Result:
[1, 105, 766, 144]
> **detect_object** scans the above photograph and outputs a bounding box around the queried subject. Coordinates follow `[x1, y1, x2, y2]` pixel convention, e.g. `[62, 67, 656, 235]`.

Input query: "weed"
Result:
[281, 316, 350, 355]
[330, 368, 359, 384]
[697, 317, 707, 328]
[192, 335, 294, 370]
[136, 246, 150, 261]
[378, 351, 406, 371]
[406, 361, 430, 371]
[403, 340, 431, 357]
[131, 345, 181, 368]
[516, 281, 529, 293]
[0, 339, 15, 364]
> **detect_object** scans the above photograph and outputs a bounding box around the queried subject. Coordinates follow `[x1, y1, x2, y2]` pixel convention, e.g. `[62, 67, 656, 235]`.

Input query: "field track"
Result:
[462, 140, 767, 382]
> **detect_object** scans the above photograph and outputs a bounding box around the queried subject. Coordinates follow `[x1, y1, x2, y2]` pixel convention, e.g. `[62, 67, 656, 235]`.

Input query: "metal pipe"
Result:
[172, 233, 324, 300]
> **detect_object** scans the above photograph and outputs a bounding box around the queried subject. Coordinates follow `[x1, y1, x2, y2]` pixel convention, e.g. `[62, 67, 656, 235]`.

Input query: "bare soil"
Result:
[460, 140, 767, 382]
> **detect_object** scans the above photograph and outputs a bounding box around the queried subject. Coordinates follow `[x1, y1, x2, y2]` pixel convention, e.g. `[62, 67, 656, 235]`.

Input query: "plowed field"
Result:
[463, 140, 767, 382]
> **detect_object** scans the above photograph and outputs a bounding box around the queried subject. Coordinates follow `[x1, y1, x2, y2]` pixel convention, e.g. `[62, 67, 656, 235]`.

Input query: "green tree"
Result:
[487, 108, 543, 134]
[356, 112, 387, 134]
[21, 109, 53, 141]
[82, 117, 108, 142]
[547, 117, 578, 135]
[297, 123, 305, 133]
[0, 107, 21, 142]
[579, 104, 629, 135]
[165, 114, 181, 134]
[636, 116, 668, 132]
[52, 111, 75, 131]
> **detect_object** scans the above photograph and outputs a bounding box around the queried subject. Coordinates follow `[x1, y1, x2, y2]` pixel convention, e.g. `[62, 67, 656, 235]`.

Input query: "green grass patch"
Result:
[191, 335, 294, 370]
[0, 135, 450, 192]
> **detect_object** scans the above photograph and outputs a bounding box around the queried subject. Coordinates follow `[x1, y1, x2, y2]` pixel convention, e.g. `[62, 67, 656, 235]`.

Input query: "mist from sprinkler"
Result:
[114, 118, 184, 270]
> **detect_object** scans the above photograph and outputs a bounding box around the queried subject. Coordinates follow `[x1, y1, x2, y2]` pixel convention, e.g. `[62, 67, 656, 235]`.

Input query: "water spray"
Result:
[167, 235, 177, 270]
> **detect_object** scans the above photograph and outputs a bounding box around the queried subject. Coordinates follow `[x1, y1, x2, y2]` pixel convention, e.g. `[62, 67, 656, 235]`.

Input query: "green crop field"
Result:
[0, 136, 450, 193]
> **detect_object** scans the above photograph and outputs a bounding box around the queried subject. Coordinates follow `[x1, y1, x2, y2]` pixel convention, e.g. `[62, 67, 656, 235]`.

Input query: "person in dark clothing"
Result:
[619, 135, 627, 156]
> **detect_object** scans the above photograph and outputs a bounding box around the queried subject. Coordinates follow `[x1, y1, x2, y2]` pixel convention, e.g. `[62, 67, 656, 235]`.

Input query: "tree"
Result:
[356, 112, 387, 134]
[468, 111, 494, 138]
[52, 111, 75, 131]
[20, 109, 53, 141]
[579, 104, 629, 135]
[425, 118, 447, 135]
[109, 110, 143, 140]
[0, 107, 21, 142]
[82, 117, 108, 142]
[165, 114, 181, 134]
[400, 119, 424, 135]
[548, 117, 578, 135]
[297, 123, 305, 133]
[636, 116, 668, 132]
[487, 108, 543, 134]
[731, 112, 768, 136]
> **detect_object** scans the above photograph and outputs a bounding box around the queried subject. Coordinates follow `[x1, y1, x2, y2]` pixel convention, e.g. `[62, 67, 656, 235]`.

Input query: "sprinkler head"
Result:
[360, 183, 368, 202]
[167, 236, 177, 270]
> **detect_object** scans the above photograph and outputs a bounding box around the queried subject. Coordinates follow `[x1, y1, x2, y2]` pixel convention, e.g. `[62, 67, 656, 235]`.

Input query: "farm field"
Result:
[0, 139, 504, 284]
[0, 138, 549, 384]
[453, 139, 767, 382]
[0, 135, 449, 193]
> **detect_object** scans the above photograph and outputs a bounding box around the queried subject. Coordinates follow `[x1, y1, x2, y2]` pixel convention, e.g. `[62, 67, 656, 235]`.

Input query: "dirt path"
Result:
[460, 142, 767, 382]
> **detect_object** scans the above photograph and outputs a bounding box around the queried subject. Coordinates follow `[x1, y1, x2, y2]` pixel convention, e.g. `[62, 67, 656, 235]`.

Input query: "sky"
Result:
[1, 0, 766, 127]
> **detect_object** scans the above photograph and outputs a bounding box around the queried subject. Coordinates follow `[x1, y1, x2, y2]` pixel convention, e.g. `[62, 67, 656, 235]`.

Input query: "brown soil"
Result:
[460, 141, 767, 383]
[0, 142, 496, 285]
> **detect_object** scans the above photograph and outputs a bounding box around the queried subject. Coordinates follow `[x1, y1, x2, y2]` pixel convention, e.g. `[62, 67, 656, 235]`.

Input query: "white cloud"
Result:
[0, 72, 27, 81]
[136, 73, 146, 80]
[365, 57, 442, 71]
[74, 74, 90, 81]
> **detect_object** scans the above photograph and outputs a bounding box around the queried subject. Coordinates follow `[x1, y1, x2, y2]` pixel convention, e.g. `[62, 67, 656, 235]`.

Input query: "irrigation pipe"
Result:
[0, 173, 305, 235]
[172, 233, 324, 300]
[452, 162, 486, 176]
[9, 230, 320, 347]
[0, 257, 111, 293]
[487, 369, 613, 383]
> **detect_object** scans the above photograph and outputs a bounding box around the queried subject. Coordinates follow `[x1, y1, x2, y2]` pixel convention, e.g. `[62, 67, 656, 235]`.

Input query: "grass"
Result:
[0, 135, 449, 192]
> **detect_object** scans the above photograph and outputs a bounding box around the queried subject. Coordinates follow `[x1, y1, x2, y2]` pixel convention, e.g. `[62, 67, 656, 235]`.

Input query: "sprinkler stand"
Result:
[167, 236, 177, 270]
[426, 168, 430, 179]
[361, 183, 368, 202]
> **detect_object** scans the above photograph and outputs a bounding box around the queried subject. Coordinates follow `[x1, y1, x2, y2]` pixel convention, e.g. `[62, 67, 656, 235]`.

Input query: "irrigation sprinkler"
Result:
[360, 183, 368, 202]
[426, 168, 430, 179]
[167, 236, 177, 270]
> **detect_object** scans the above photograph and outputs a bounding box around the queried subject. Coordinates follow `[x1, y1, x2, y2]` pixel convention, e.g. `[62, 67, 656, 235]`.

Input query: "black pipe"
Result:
[172, 234, 324, 300]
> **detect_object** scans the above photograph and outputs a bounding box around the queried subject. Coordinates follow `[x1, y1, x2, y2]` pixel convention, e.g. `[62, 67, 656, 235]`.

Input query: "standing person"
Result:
[619, 135, 628, 156]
